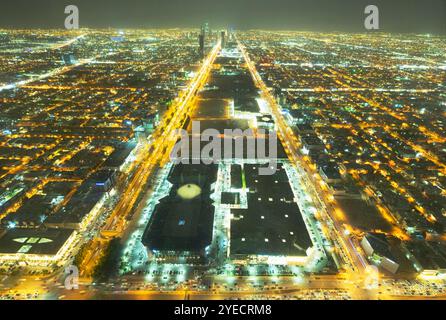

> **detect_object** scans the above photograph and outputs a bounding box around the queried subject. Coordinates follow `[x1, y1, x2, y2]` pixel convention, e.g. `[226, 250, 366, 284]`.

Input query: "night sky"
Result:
[0, 0, 445, 33]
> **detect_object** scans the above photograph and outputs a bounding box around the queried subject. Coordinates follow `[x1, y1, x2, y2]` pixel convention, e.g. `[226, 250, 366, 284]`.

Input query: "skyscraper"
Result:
[221, 30, 226, 48]
[203, 22, 210, 36]
[198, 33, 205, 58]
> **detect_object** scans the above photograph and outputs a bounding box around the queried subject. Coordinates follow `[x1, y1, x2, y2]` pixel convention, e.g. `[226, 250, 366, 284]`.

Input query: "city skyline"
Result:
[0, 0, 445, 34]
[0, 1, 445, 305]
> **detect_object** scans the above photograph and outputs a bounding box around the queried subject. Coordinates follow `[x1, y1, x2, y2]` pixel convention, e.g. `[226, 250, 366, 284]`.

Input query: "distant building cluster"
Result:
[241, 31, 446, 276]
[0, 29, 201, 270]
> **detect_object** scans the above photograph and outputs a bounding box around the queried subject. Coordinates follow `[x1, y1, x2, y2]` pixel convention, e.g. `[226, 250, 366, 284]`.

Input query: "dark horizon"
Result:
[0, 0, 445, 34]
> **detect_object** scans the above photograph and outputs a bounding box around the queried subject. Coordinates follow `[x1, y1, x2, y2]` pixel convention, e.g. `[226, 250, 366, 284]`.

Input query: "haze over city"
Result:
[0, 0, 445, 33]
[0, 0, 445, 305]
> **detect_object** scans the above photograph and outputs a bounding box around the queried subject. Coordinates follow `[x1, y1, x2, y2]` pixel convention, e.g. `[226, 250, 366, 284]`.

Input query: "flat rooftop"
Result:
[142, 164, 218, 253]
[45, 177, 106, 227]
[102, 141, 136, 168]
[192, 99, 229, 119]
[230, 163, 313, 257]
[0, 228, 74, 255]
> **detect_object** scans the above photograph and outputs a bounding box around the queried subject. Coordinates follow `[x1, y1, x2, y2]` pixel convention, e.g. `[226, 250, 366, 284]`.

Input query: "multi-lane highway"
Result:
[237, 41, 364, 266]
[77, 38, 373, 299]
[79, 41, 222, 276]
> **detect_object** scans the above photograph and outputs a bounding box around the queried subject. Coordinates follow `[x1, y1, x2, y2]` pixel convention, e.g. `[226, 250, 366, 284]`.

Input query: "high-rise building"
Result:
[203, 22, 210, 36]
[198, 33, 205, 58]
[221, 30, 226, 48]
[198, 23, 208, 58]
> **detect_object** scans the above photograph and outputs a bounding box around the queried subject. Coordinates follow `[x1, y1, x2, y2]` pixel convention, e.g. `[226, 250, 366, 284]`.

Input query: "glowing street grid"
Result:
[0, 29, 445, 300]
[119, 43, 330, 292]
[120, 161, 329, 286]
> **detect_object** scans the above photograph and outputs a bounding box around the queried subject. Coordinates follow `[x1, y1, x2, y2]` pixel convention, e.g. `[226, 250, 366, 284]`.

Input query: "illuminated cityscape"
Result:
[0, 2, 445, 304]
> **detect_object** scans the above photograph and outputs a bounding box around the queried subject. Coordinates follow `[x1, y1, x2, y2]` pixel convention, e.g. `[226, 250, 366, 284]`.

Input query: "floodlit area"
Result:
[0, 23, 445, 301]
[117, 40, 335, 290]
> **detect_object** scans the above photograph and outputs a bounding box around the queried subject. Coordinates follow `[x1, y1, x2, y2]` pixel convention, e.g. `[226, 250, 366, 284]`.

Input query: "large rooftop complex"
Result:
[240, 31, 446, 276]
[230, 164, 314, 260]
[0, 28, 445, 300]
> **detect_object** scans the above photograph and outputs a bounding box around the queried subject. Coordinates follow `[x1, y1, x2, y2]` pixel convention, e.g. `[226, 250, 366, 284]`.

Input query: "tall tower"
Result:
[221, 30, 226, 48]
[203, 22, 210, 36]
[198, 32, 205, 58]
[198, 23, 209, 58]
